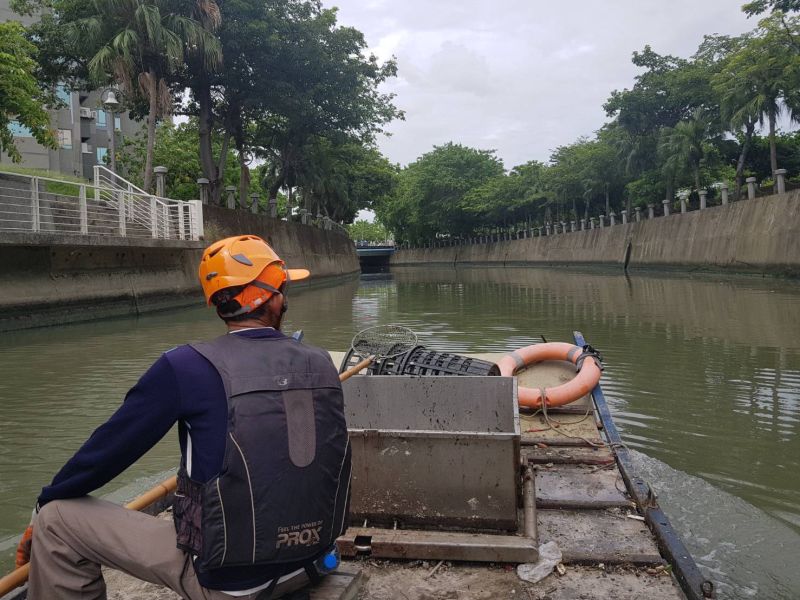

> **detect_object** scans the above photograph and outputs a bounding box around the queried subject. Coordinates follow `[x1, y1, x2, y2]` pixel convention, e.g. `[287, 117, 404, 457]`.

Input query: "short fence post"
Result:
[635, 207, 642, 222]
[647, 204, 655, 219]
[79, 185, 88, 234]
[225, 185, 236, 209]
[721, 183, 729, 205]
[746, 177, 757, 200]
[269, 197, 277, 218]
[609, 212, 616, 226]
[154, 166, 168, 198]
[150, 196, 159, 238]
[545, 224, 551, 236]
[571, 220, 576, 232]
[599, 214, 605, 228]
[560, 221, 566, 235]
[197, 178, 210, 205]
[250, 193, 260, 214]
[775, 169, 787, 195]
[590, 217, 596, 230]
[680, 193, 688, 214]
[30, 177, 40, 232]
[662, 199, 670, 216]
[699, 190, 707, 210]
[621, 210, 628, 225]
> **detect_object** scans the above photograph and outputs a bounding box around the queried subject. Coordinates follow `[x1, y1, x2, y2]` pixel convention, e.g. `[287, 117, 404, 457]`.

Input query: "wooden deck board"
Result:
[523, 567, 685, 600]
[536, 465, 633, 509]
[538, 509, 664, 565]
[525, 445, 615, 465]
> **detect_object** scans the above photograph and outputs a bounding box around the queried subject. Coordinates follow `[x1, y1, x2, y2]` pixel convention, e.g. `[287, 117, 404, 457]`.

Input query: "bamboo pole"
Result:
[0, 353, 373, 596]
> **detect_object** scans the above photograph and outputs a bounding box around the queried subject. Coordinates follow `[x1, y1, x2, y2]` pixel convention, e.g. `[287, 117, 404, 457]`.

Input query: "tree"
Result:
[659, 109, 718, 195]
[181, 0, 401, 204]
[377, 143, 504, 243]
[68, 0, 222, 191]
[348, 219, 389, 243]
[716, 15, 800, 175]
[116, 120, 241, 200]
[0, 21, 57, 161]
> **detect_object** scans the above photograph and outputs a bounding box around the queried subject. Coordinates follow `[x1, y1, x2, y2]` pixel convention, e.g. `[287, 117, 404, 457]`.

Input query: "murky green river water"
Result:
[1, 266, 799, 598]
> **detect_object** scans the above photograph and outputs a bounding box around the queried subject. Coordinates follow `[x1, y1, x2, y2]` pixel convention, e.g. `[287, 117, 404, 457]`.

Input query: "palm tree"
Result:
[73, 0, 221, 191]
[659, 110, 715, 198]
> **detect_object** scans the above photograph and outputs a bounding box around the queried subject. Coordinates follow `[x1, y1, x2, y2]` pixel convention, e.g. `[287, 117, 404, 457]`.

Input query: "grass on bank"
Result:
[0, 164, 89, 196]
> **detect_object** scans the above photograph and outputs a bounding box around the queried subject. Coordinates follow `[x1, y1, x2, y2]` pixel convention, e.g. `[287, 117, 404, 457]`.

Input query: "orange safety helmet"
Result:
[198, 234, 310, 317]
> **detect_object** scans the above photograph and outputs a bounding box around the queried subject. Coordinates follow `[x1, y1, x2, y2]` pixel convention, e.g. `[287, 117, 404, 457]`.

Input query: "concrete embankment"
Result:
[391, 191, 800, 277]
[0, 208, 358, 331]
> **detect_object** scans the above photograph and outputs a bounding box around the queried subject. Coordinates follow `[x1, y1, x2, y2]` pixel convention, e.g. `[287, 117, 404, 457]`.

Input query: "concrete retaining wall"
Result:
[391, 191, 800, 277]
[0, 208, 359, 331]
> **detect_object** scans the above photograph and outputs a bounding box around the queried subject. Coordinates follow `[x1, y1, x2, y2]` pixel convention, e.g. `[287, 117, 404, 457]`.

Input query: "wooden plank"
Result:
[309, 565, 365, 600]
[526, 446, 615, 465]
[536, 465, 633, 509]
[538, 509, 664, 565]
[337, 527, 538, 563]
[523, 566, 684, 600]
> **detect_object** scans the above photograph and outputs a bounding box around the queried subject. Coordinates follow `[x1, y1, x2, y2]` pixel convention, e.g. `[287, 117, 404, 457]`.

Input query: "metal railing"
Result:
[0, 168, 203, 241]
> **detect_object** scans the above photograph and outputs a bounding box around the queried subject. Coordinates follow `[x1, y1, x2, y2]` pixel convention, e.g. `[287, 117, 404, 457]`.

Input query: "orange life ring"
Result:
[497, 342, 602, 409]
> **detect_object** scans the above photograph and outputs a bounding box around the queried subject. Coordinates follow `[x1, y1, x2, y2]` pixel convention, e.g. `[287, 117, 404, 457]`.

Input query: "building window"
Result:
[114, 116, 121, 131]
[55, 84, 71, 105]
[8, 121, 33, 137]
[96, 146, 108, 164]
[96, 110, 107, 128]
[57, 129, 72, 149]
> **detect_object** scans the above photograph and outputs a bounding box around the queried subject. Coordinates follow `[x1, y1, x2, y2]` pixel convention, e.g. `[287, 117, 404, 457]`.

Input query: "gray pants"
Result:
[29, 497, 260, 600]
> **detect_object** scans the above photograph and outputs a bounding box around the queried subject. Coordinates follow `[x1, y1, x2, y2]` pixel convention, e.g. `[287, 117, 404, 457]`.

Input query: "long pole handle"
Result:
[0, 353, 373, 596]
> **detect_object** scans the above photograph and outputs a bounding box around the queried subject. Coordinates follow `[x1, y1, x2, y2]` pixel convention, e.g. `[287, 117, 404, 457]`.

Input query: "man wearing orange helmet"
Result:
[19, 235, 351, 599]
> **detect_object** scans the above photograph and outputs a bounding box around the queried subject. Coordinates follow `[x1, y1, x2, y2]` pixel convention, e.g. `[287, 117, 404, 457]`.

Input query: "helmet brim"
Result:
[287, 268, 311, 282]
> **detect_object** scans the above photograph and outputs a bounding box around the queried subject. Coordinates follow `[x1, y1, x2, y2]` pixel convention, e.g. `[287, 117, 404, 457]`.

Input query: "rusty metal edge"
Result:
[573, 331, 715, 600]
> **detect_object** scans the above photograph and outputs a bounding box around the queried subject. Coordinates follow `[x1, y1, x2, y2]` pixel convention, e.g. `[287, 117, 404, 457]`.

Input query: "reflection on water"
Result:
[1, 267, 799, 598]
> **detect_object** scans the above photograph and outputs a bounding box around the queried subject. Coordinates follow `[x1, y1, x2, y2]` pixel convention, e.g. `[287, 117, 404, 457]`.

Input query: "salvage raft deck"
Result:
[3, 349, 690, 600]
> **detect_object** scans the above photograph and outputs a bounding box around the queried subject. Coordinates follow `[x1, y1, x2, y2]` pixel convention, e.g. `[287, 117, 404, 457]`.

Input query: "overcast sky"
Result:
[331, 0, 757, 170]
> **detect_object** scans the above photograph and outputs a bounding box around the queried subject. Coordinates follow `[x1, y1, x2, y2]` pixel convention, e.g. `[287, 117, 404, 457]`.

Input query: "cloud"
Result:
[331, 0, 756, 169]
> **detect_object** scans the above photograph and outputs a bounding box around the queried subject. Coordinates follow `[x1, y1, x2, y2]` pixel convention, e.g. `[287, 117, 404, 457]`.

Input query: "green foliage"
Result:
[116, 120, 241, 200]
[743, 0, 800, 15]
[378, 143, 504, 243]
[0, 21, 57, 162]
[348, 220, 389, 243]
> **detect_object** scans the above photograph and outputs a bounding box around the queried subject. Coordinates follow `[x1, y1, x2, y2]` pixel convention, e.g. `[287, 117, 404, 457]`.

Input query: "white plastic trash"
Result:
[517, 541, 563, 584]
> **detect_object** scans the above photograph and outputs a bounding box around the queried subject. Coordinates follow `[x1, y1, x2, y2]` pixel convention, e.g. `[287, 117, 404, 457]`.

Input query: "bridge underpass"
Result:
[355, 245, 395, 272]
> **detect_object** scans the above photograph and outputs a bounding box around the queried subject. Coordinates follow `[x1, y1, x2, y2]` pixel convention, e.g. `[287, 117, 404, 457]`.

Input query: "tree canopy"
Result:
[0, 21, 57, 162]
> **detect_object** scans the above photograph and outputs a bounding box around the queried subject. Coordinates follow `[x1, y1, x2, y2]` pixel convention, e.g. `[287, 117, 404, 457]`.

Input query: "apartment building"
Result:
[1, 1, 144, 180]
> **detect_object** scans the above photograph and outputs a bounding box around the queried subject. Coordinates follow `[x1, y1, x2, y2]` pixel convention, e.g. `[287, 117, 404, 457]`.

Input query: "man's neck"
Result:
[226, 317, 280, 332]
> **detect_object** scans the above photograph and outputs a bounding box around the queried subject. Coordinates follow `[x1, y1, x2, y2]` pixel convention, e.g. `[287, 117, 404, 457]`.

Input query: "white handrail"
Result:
[0, 169, 202, 241]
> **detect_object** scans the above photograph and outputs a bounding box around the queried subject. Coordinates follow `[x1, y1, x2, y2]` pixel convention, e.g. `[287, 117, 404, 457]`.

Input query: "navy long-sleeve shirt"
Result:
[38, 327, 291, 591]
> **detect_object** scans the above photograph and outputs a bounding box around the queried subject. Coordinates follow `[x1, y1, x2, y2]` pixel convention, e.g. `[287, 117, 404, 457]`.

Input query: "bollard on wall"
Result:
[635, 207, 642, 222]
[268, 197, 277, 218]
[598, 214, 605, 228]
[621, 210, 627, 225]
[590, 217, 596, 230]
[775, 169, 787, 195]
[571, 220, 576, 232]
[746, 177, 757, 200]
[225, 185, 236, 210]
[154, 166, 168, 198]
[647, 204, 655, 219]
[609, 212, 616, 226]
[250, 193, 260, 214]
[662, 199, 670, 216]
[699, 190, 707, 210]
[721, 183, 729, 205]
[197, 178, 210, 205]
[680, 193, 688, 214]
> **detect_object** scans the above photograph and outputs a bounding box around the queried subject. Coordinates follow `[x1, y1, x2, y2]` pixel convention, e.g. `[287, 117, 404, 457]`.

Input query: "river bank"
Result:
[391, 190, 800, 277]
[0, 207, 359, 332]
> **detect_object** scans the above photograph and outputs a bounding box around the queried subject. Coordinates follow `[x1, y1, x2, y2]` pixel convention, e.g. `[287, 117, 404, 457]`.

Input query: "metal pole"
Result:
[109, 112, 117, 174]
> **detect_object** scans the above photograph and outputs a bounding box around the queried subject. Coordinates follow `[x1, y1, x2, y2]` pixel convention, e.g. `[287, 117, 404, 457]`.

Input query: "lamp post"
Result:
[101, 89, 120, 174]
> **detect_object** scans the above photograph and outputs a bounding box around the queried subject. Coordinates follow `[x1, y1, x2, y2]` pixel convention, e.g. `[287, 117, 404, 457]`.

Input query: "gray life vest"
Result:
[173, 333, 351, 575]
